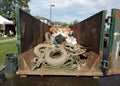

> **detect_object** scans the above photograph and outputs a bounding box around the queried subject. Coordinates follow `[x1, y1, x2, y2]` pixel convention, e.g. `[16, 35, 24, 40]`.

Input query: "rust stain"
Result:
[19, 9, 50, 53]
[115, 10, 120, 19]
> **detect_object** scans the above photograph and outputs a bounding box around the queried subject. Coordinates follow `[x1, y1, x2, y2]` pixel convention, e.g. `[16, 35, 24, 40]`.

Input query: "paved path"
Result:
[0, 38, 16, 43]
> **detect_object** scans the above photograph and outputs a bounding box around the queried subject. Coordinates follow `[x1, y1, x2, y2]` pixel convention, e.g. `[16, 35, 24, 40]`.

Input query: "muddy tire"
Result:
[45, 32, 51, 44]
[45, 47, 68, 66]
[64, 43, 86, 56]
[64, 43, 74, 53]
[34, 44, 51, 58]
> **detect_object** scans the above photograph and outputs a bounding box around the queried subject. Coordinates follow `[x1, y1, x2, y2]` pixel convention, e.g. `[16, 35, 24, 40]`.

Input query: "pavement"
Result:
[0, 38, 16, 43]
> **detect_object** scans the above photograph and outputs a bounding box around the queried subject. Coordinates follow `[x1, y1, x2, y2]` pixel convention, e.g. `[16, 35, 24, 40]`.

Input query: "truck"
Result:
[15, 8, 120, 77]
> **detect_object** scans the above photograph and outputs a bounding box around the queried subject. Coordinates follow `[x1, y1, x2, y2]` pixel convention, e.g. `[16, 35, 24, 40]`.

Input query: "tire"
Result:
[64, 43, 86, 56]
[45, 47, 68, 66]
[45, 32, 51, 44]
[34, 44, 51, 58]
[64, 43, 74, 53]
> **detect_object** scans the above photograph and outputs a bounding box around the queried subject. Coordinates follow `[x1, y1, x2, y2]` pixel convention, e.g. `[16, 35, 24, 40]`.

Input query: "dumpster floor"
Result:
[1, 75, 120, 86]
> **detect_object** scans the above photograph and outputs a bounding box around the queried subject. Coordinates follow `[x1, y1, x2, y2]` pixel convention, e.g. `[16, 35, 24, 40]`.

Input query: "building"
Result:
[0, 15, 15, 36]
[51, 21, 64, 27]
[35, 16, 64, 26]
[35, 16, 51, 25]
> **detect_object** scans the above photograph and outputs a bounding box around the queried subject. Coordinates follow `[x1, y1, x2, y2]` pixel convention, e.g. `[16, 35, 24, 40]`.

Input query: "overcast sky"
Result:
[28, 0, 120, 24]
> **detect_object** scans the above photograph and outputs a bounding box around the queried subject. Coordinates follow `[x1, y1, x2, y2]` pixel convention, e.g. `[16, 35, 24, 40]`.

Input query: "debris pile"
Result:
[32, 27, 87, 70]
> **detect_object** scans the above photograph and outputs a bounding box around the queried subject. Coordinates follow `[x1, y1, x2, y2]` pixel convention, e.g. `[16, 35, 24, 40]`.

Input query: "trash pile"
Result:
[32, 27, 87, 70]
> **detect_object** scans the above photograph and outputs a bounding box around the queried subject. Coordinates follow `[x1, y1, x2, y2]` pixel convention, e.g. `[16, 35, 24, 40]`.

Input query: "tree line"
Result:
[0, 0, 30, 20]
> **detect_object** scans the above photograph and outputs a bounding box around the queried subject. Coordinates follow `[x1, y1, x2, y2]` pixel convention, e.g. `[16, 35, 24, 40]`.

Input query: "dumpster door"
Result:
[108, 9, 120, 75]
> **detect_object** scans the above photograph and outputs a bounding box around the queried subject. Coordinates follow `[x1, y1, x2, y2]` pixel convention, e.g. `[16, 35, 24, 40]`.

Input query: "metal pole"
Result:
[50, 5, 52, 22]
[50, 5, 55, 23]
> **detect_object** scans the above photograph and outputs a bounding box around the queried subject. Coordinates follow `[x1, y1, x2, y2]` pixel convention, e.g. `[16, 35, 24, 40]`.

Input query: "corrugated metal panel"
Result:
[72, 11, 106, 54]
[71, 11, 106, 72]
[16, 8, 50, 54]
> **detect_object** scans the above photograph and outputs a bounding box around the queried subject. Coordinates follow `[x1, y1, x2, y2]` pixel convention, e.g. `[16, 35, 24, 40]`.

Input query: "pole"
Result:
[50, 5, 52, 22]
[50, 5, 55, 23]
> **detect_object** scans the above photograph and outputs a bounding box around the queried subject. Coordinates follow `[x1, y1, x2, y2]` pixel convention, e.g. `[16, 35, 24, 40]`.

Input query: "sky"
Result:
[28, 0, 120, 24]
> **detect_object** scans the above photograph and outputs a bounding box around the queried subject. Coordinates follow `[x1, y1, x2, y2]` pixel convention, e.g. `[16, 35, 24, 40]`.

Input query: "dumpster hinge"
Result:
[101, 60, 109, 69]
[105, 16, 113, 25]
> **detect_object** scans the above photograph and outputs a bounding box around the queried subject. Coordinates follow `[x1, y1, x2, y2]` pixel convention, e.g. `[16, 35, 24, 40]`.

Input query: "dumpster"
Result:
[5, 54, 18, 74]
[15, 8, 120, 76]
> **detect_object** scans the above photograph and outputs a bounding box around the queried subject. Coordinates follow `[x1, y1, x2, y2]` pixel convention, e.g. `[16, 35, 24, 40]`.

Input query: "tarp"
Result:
[0, 15, 13, 24]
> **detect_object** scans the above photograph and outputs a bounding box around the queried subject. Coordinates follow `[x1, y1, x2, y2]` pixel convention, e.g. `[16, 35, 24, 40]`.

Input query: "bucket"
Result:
[5, 54, 18, 74]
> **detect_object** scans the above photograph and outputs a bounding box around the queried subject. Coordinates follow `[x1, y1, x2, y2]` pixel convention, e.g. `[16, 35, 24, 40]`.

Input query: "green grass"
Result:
[0, 36, 15, 40]
[0, 41, 17, 65]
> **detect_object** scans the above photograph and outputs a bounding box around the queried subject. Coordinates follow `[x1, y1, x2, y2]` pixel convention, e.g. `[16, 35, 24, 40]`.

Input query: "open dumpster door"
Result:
[108, 9, 120, 75]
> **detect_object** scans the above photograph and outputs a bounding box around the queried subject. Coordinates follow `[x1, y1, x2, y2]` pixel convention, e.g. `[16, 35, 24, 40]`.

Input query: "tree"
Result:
[72, 19, 79, 25]
[62, 23, 69, 27]
[69, 19, 79, 27]
[0, 0, 30, 20]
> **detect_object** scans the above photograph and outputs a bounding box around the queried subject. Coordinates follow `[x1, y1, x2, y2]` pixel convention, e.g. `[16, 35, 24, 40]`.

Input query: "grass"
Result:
[0, 40, 17, 65]
[0, 39, 18, 80]
[0, 36, 15, 40]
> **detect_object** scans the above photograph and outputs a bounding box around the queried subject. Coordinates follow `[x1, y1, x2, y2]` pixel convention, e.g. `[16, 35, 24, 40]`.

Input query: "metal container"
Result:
[5, 54, 18, 74]
[15, 8, 106, 76]
[15, 8, 120, 76]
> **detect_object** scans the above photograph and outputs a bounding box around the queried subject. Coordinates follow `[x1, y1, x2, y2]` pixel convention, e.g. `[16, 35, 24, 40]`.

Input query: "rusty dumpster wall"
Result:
[17, 8, 106, 55]
[16, 8, 50, 54]
[72, 11, 106, 54]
